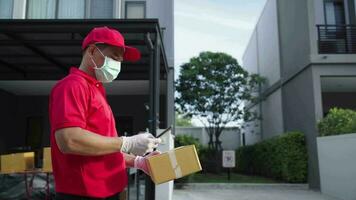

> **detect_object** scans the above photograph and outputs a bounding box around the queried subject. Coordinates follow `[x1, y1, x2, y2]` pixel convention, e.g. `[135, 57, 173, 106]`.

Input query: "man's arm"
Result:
[55, 127, 161, 156]
[55, 127, 122, 156]
[123, 153, 136, 168]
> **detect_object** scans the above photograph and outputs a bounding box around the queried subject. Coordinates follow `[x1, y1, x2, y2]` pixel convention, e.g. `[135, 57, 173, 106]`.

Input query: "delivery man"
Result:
[49, 26, 161, 200]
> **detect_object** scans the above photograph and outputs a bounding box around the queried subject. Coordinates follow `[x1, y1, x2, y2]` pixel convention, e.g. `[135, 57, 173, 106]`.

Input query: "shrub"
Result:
[235, 131, 308, 183]
[174, 134, 202, 153]
[198, 146, 222, 173]
[318, 108, 356, 136]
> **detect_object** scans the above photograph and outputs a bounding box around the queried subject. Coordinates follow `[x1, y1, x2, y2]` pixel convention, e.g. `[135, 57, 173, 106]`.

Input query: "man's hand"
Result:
[134, 151, 161, 176]
[120, 133, 161, 156]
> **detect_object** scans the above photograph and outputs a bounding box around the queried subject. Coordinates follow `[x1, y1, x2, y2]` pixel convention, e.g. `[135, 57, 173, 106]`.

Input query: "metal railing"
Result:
[317, 24, 356, 54]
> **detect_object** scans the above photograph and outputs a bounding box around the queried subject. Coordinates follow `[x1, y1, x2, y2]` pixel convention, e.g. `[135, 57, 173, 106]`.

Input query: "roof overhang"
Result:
[0, 19, 169, 81]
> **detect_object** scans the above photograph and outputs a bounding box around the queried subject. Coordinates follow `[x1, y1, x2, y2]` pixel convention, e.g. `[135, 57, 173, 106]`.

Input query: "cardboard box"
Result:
[42, 147, 52, 172]
[147, 145, 202, 185]
[0, 152, 35, 173]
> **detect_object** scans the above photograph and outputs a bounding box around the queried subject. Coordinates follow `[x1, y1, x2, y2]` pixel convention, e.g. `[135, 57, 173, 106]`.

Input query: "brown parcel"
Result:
[146, 145, 202, 185]
[0, 152, 34, 174]
[43, 147, 52, 172]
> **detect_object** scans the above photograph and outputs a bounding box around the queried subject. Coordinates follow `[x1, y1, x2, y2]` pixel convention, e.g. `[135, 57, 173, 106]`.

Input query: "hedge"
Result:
[235, 131, 308, 183]
[318, 108, 356, 136]
[174, 134, 202, 153]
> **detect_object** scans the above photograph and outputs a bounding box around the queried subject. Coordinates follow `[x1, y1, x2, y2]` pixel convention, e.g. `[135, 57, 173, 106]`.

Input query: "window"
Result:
[324, 0, 346, 24]
[0, 0, 13, 19]
[90, 0, 113, 19]
[57, 0, 85, 19]
[26, 0, 115, 19]
[125, 1, 146, 19]
[27, 0, 56, 19]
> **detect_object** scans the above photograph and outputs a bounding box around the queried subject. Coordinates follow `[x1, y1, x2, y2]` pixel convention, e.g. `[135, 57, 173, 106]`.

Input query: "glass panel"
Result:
[325, 0, 346, 24]
[27, 0, 56, 19]
[0, 0, 13, 19]
[125, 2, 145, 19]
[57, 0, 85, 19]
[90, 0, 113, 19]
[325, 2, 336, 24]
[334, 2, 346, 24]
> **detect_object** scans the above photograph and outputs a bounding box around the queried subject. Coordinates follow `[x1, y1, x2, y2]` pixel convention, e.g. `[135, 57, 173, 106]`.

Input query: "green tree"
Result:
[175, 51, 264, 151]
[175, 112, 194, 127]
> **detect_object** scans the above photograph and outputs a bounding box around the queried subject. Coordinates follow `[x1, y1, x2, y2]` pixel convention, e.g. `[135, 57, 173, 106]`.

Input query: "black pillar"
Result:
[146, 31, 161, 200]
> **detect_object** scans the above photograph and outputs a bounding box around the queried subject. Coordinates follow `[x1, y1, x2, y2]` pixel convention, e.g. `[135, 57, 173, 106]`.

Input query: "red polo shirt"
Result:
[49, 67, 127, 198]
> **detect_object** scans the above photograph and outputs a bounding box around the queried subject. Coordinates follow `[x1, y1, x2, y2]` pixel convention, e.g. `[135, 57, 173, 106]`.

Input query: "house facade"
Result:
[242, 0, 356, 189]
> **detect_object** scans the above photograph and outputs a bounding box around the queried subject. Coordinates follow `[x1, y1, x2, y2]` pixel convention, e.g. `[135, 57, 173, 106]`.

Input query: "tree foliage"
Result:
[175, 51, 264, 151]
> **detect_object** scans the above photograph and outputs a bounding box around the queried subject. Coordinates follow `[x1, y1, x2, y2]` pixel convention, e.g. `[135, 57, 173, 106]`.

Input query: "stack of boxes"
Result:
[0, 152, 35, 173]
[0, 147, 52, 174]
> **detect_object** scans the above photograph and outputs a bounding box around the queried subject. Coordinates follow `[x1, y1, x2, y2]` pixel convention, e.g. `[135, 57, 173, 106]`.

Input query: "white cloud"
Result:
[174, 0, 266, 69]
[175, 11, 254, 31]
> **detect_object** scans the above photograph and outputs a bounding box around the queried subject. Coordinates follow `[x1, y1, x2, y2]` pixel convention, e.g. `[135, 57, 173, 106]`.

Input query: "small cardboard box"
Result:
[0, 152, 35, 173]
[42, 147, 52, 172]
[147, 145, 202, 185]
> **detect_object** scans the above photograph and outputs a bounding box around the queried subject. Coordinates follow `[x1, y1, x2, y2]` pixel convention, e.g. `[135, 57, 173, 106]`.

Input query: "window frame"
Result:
[26, 0, 116, 19]
[323, 0, 347, 25]
[26, 0, 58, 19]
[86, 0, 115, 19]
[56, 0, 87, 19]
[124, 1, 146, 19]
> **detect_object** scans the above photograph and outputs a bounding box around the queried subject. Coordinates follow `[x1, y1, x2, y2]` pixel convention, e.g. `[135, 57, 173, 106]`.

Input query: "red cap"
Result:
[82, 26, 141, 62]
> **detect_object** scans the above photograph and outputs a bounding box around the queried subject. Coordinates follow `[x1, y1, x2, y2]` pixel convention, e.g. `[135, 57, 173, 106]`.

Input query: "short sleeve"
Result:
[50, 79, 89, 131]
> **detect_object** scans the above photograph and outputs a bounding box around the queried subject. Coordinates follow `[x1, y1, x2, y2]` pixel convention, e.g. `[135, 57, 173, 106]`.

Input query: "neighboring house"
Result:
[242, 0, 356, 189]
[0, 0, 174, 199]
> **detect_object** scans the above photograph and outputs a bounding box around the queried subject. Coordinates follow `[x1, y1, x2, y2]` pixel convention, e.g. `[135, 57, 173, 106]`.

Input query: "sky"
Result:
[174, 0, 267, 126]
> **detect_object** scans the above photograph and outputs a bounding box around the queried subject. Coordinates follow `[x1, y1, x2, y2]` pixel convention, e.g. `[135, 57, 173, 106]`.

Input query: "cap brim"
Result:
[124, 46, 141, 62]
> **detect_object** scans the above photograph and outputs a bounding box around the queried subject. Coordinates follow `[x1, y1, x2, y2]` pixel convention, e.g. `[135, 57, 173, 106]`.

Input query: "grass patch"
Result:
[188, 172, 282, 183]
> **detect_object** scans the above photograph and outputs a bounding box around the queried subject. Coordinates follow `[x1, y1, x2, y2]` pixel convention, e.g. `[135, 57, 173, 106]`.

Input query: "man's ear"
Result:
[87, 44, 96, 57]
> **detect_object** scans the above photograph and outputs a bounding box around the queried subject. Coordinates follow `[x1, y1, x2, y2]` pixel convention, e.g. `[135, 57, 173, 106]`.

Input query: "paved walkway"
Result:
[173, 184, 339, 200]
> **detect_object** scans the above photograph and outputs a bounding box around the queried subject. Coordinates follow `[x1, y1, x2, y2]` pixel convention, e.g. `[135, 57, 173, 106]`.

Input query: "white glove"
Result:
[134, 151, 161, 175]
[121, 133, 161, 156]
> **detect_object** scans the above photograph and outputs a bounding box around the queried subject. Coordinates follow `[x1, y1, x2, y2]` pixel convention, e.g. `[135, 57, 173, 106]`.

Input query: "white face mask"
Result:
[90, 47, 121, 83]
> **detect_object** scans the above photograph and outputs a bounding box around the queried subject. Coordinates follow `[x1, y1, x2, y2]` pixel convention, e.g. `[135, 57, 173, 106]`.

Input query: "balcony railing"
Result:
[317, 24, 356, 54]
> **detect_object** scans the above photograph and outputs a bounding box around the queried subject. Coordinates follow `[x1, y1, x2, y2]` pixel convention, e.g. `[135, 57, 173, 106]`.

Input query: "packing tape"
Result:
[168, 151, 182, 178]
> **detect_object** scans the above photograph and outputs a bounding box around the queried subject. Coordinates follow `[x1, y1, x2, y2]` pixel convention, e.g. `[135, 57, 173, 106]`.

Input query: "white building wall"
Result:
[146, 0, 174, 68]
[122, 0, 174, 67]
[242, 0, 280, 89]
[256, 0, 281, 89]
[262, 88, 284, 139]
[242, 0, 282, 144]
[242, 29, 259, 74]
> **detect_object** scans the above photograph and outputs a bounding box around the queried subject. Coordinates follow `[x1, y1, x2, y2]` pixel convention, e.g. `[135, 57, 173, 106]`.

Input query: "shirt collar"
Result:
[70, 67, 101, 86]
